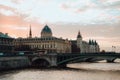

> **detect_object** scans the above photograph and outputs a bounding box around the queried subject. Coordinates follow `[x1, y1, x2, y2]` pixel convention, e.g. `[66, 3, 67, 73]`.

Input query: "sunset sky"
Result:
[0, 0, 120, 52]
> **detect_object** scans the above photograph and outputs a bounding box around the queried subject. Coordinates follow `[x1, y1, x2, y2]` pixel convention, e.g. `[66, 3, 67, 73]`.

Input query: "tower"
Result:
[77, 30, 83, 53]
[89, 39, 92, 52]
[94, 40, 100, 52]
[41, 25, 52, 38]
[29, 25, 32, 38]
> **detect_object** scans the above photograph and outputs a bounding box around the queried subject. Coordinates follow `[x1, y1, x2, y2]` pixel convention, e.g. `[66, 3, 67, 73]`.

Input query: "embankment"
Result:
[0, 56, 30, 70]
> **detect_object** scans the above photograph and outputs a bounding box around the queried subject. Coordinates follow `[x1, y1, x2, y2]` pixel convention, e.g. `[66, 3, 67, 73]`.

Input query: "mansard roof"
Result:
[16, 36, 67, 42]
[0, 32, 11, 38]
[89, 39, 98, 45]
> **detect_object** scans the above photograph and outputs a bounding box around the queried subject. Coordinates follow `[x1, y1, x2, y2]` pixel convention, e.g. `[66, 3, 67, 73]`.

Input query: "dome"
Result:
[41, 25, 52, 33]
[41, 25, 52, 38]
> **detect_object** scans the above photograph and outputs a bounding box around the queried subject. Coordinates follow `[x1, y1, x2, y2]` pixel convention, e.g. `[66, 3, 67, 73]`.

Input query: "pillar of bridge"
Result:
[107, 59, 115, 63]
[49, 54, 58, 67]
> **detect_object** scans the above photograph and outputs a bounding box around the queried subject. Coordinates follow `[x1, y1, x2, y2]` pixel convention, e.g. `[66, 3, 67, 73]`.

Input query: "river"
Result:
[0, 61, 120, 80]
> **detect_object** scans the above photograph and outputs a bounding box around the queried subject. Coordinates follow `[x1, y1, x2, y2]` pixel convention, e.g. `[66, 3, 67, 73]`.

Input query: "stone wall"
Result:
[0, 56, 30, 70]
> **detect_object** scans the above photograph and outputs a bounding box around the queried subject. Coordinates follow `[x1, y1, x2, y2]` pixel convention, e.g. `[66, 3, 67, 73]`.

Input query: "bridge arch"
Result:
[32, 57, 50, 68]
[57, 56, 86, 65]
[106, 58, 117, 63]
[85, 57, 94, 62]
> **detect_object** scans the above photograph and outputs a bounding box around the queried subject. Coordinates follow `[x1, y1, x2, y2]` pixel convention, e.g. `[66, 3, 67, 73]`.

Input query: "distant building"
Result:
[0, 32, 14, 52]
[71, 31, 100, 53]
[13, 25, 100, 53]
[14, 25, 71, 53]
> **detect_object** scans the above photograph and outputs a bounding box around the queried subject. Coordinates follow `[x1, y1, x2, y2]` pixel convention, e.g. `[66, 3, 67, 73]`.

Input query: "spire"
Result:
[94, 40, 98, 45]
[91, 40, 95, 45]
[77, 30, 82, 38]
[29, 25, 32, 38]
[89, 39, 92, 45]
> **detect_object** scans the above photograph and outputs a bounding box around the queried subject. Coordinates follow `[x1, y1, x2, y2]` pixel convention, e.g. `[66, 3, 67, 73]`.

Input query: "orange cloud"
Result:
[0, 4, 15, 12]
[0, 3, 46, 38]
[0, 11, 43, 38]
[0, 3, 44, 38]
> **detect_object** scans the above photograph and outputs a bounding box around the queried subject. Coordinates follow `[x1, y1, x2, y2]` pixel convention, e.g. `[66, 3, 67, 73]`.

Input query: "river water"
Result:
[0, 61, 120, 80]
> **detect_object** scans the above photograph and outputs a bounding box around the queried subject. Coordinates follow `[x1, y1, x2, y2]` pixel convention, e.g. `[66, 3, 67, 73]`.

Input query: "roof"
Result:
[89, 40, 98, 45]
[70, 40, 77, 44]
[16, 36, 66, 42]
[41, 25, 52, 33]
[82, 41, 88, 44]
[0, 32, 11, 38]
[77, 31, 82, 38]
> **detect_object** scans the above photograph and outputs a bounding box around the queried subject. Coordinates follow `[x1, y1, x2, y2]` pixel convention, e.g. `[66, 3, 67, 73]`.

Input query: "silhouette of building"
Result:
[13, 25, 100, 53]
[71, 31, 100, 53]
[0, 32, 14, 52]
[14, 25, 71, 53]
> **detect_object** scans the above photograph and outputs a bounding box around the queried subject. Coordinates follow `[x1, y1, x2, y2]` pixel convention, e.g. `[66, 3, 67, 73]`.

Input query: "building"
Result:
[13, 25, 100, 53]
[71, 31, 100, 53]
[0, 32, 14, 52]
[14, 25, 71, 53]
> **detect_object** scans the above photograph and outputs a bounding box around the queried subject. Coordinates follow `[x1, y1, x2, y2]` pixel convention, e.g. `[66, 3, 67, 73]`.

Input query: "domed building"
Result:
[14, 25, 71, 53]
[14, 25, 100, 53]
[41, 25, 52, 38]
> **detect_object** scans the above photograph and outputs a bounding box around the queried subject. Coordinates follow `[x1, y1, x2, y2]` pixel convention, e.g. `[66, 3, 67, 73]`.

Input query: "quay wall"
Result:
[0, 56, 30, 70]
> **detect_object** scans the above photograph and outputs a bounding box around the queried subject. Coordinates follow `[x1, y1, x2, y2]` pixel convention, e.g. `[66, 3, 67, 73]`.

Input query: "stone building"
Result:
[0, 32, 14, 52]
[14, 25, 71, 53]
[71, 31, 100, 53]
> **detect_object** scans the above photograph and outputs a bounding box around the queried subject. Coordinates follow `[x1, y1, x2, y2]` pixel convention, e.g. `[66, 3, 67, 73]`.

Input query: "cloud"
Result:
[91, 0, 120, 9]
[0, 0, 120, 52]
[0, 4, 43, 38]
[50, 22, 120, 38]
[10, 0, 24, 4]
[0, 4, 15, 11]
[49, 22, 120, 52]
[60, 0, 120, 12]
[0, 4, 16, 15]
[0, 12, 43, 38]
[60, 4, 70, 10]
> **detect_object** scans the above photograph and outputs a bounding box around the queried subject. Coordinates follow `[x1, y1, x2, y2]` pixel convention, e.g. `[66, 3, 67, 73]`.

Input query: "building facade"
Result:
[14, 25, 71, 53]
[0, 32, 14, 52]
[13, 25, 100, 53]
[71, 31, 100, 53]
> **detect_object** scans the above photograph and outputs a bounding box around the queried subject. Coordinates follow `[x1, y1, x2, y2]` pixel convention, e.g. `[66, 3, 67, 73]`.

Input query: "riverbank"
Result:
[0, 56, 30, 71]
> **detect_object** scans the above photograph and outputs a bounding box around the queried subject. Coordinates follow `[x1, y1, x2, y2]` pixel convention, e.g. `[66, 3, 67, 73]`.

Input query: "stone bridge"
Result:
[27, 52, 120, 68]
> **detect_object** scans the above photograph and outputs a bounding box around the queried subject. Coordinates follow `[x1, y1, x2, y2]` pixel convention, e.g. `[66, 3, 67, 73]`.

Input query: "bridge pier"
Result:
[107, 60, 115, 63]
[58, 64, 67, 68]
[107, 58, 116, 63]
[32, 59, 50, 68]
[31, 54, 58, 68]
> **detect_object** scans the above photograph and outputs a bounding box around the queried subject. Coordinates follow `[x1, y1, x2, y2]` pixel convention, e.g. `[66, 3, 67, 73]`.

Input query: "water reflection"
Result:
[0, 62, 120, 80]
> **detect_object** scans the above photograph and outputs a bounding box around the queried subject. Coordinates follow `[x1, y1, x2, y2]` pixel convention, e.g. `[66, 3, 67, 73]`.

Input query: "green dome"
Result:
[41, 25, 52, 33]
[0, 32, 11, 38]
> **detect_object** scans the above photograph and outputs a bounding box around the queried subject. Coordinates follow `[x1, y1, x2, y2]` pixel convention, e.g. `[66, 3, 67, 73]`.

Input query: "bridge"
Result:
[27, 52, 120, 68]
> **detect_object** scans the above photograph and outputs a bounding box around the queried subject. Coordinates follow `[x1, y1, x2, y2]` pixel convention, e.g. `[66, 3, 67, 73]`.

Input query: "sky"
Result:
[0, 0, 120, 52]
